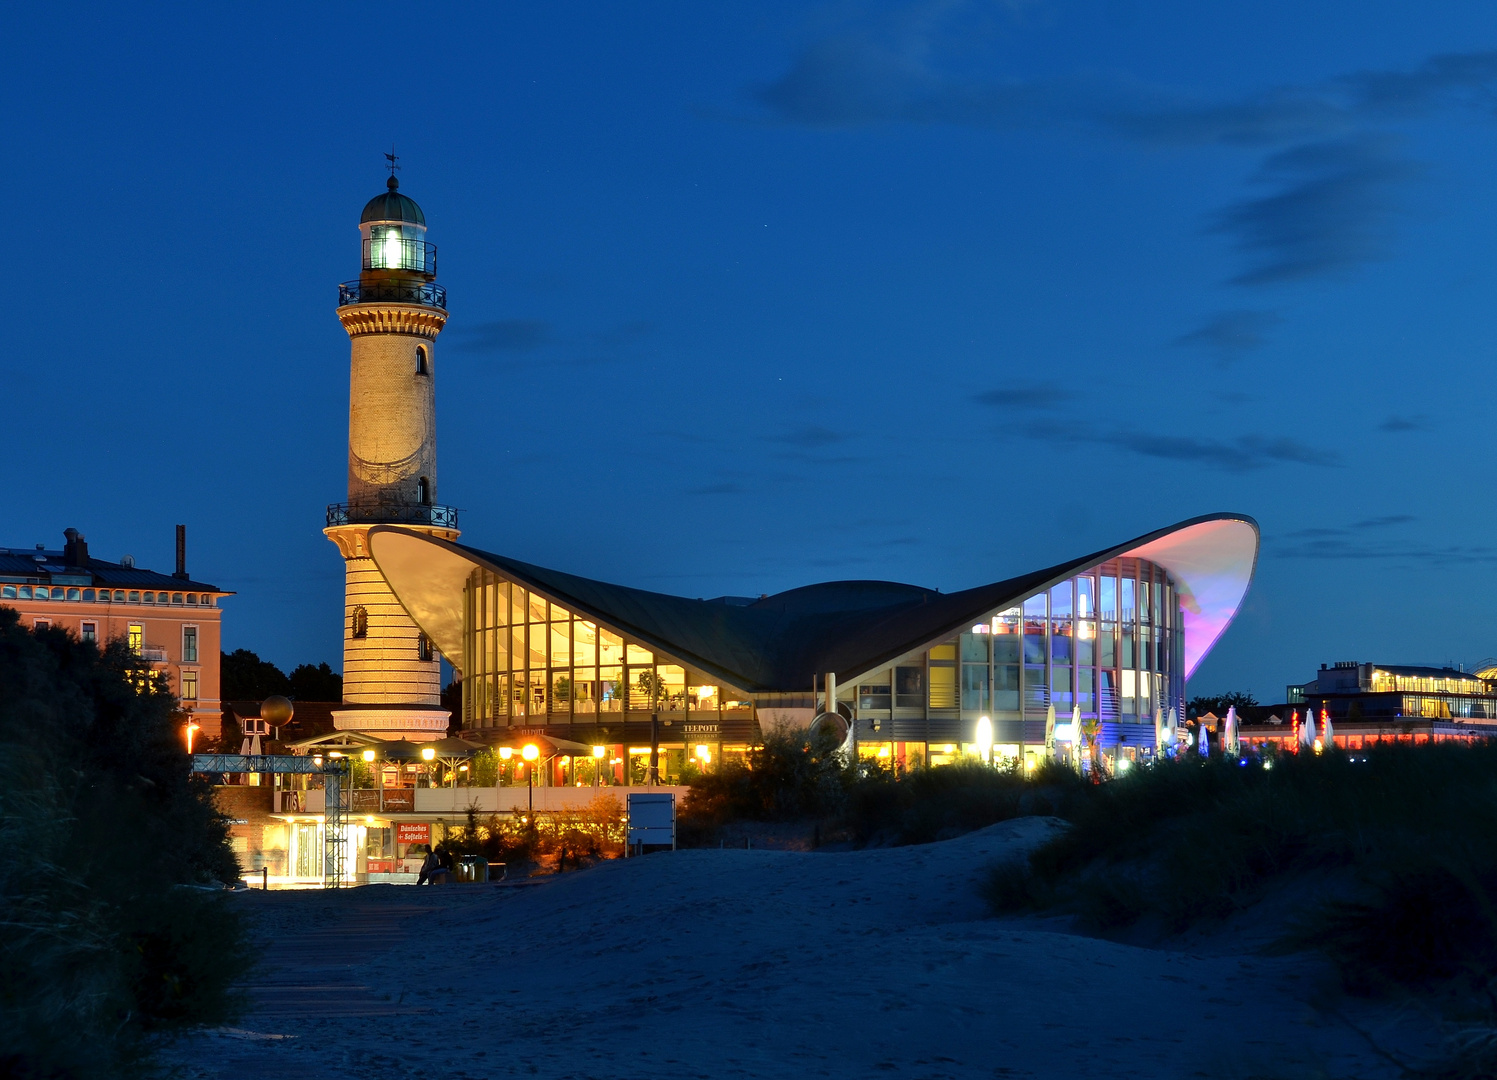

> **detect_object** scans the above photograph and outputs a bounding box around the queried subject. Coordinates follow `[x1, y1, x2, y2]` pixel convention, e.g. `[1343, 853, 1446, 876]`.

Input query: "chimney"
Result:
[63, 528, 89, 569]
[173, 524, 188, 579]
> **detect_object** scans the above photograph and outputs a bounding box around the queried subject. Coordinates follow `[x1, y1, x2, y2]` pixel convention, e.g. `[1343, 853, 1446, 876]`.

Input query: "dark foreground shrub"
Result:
[984, 743, 1497, 992]
[0, 607, 248, 1078]
[844, 759, 1085, 845]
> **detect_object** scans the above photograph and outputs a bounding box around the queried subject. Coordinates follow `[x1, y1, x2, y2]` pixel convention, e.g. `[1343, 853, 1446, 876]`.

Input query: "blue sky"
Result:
[7, 1, 1497, 699]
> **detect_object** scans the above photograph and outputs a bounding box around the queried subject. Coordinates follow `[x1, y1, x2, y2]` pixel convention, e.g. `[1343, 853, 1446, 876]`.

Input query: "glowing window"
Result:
[416, 346, 429, 375]
[181, 669, 198, 701]
[128, 624, 143, 653]
[352, 605, 368, 638]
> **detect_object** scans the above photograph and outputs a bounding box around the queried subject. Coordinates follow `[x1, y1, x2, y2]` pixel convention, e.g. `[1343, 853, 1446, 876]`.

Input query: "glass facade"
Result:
[457, 558, 1183, 770]
[460, 567, 750, 733]
[847, 557, 1184, 757]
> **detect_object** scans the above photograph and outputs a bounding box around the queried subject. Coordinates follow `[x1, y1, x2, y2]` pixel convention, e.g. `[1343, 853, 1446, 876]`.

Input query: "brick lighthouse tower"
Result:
[324, 162, 456, 738]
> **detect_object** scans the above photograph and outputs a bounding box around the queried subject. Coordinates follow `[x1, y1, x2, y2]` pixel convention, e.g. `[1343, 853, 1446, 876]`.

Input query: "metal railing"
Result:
[337, 279, 447, 309]
[363, 235, 437, 274]
[326, 502, 459, 528]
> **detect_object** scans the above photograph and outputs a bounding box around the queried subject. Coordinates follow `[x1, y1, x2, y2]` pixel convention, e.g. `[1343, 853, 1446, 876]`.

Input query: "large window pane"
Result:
[929, 666, 957, 709]
[859, 682, 891, 710]
[1078, 667, 1096, 714]
[1050, 582, 1072, 619]
[960, 632, 989, 662]
[1051, 666, 1072, 710]
[1075, 621, 1095, 667]
[626, 643, 654, 666]
[1076, 576, 1094, 619]
[600, 666, 623, 712]
[994, 609, 1021, 663]
[995, 665, 1019, 711]
[1100, 575, 1117, 620]
[599, 628, 624, 666]
[1100, 670, 1118, 719]
[574, 621, 598, 667]
[550, 621, 571, 666]
[1100, 625, 1116, 669]
[895, 666, 924, 708]
[1024, 666, 1048, 709]
[961, 664, 990, 711]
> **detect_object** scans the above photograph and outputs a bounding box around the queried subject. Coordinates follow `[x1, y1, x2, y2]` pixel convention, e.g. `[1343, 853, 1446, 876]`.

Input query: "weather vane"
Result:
[385, 146, 400, 178]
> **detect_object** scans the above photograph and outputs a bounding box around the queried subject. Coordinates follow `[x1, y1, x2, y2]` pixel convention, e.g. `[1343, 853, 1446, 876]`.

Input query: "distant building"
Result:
[1239, 659, 1497, 750]
[0, 527, 230, 739]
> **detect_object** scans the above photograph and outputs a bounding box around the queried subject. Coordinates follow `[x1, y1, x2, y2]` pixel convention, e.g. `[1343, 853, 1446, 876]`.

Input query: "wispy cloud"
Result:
[1379, 414, 1429, 432]
[1213, 136, 1414, 284]
[1173, 310, 1279, 361]
[1270, 514, 1489, 563]
[1022, 420, 1338, 472]
[754, 19, 1497, 285]
[455, 319, 551, 352]
[973, 382, 1073, 410]
[772, 425, 847, 448]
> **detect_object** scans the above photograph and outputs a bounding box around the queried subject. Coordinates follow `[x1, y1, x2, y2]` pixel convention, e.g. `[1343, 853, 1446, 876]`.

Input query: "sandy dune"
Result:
[164, 818, 1437, 1079]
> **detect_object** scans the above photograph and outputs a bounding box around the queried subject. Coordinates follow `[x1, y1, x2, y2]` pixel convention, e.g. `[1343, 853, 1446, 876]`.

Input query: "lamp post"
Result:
[522, 743, 539, 816]
[185, 721, 200, 755]
[976, 715, 993, 766]
[592, 744, 605, 789]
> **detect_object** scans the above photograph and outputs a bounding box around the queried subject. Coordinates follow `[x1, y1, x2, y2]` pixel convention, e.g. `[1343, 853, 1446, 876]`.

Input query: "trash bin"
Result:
[455, 855, 488, 883]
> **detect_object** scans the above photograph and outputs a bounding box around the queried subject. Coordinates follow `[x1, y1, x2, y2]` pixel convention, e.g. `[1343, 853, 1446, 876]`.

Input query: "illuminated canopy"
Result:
[368, 513, 1257, 692]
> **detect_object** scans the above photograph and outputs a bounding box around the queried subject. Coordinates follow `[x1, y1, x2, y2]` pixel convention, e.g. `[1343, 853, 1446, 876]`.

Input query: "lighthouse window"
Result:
[352, 605, 368, 638]
[418, 633, 434, 662]
[418, 477, 431, 505]
[415, 346, 429, 375]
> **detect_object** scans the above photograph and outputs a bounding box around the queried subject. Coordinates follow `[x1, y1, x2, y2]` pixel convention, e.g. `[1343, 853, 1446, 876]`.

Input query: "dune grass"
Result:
[680, 722, 1089, 847]
[984, 742, 1497, 995]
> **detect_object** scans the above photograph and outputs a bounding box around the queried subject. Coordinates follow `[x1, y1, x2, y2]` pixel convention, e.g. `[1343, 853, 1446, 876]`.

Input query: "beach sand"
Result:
[162, 817, 1439, 1078]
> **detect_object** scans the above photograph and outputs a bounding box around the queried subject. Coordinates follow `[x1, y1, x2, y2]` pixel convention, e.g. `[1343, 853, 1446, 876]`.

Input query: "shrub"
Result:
[0, 607, 248, 1078]
[985, 742, 1497, 990]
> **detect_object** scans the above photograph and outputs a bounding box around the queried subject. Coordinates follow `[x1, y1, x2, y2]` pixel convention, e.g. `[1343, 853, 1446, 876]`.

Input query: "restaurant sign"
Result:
[396, 822, 430, 845]
[681, 722, 720, 737]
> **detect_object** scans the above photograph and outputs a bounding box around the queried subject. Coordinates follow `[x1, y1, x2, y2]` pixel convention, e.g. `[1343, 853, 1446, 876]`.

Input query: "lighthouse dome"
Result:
[361, 176, 426, 226]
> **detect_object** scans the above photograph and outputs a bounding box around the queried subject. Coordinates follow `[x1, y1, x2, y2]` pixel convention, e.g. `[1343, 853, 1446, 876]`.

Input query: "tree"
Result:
[220, 648, 290, 700]
[222, 650, 343, 701]
[1188, 691, 1258, 717]
[0, 607, 247, 1076]
[288, 661, 342, 701]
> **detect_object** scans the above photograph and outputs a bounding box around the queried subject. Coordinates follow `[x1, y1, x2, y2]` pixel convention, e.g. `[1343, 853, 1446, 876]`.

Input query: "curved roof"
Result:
[368, 513, 1258, 694]
[361, 177, 426, 225]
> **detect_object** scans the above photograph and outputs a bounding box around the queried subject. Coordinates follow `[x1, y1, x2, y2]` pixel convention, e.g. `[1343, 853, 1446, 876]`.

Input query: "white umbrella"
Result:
[1320, 708, 1334, 746]
[1044, 702, 1056, 756]
[1198, 723, 1210, 756]
[1072, 704, 1085, 772]
[1300, 709, 1316, 749]
[1224, 706, 1239, 756]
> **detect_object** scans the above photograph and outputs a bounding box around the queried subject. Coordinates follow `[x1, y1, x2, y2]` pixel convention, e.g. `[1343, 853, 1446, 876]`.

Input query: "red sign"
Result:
[396, 823, 429, 845]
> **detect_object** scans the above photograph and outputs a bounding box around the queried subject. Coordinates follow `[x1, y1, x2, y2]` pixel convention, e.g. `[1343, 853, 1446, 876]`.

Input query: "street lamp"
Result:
[592, 744, 605, 789]
[184, 722, 200, 755]
[975, 716, 993, 766]
[523, 743, 539, 815]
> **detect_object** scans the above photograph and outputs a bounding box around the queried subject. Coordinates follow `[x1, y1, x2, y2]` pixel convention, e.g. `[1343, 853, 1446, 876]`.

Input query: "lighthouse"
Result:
[324, 166, 456, 738]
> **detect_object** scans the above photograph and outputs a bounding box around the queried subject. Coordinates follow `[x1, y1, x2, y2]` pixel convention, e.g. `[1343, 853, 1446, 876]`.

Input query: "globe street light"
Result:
[976, 716, 993, 766]
[522, 743, 539, 816]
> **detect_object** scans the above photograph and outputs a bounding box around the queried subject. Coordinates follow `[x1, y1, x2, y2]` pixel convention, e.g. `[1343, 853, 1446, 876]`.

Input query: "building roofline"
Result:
[368, 513, 1258, 695]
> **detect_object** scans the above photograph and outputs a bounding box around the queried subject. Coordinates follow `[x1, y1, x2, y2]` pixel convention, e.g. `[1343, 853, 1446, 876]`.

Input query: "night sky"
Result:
[8, 2, 1497, 700]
